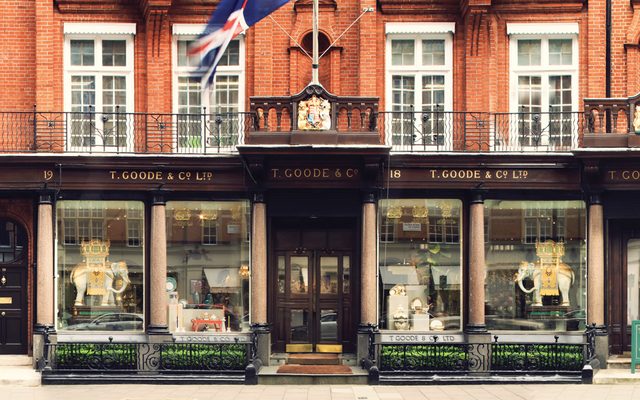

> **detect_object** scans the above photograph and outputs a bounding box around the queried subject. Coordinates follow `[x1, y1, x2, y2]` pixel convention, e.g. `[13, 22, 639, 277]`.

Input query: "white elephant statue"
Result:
[514, 261, 574, 306]
[70, 261, 130, 306]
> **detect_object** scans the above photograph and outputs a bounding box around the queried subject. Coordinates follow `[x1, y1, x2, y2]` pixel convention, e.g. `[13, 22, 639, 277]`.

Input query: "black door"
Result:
[0, 219, 28, 354]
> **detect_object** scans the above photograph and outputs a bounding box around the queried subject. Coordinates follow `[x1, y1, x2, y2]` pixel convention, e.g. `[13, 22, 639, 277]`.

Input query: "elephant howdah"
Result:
[514, 240, 575, 307]
[70, 240, 130, 306]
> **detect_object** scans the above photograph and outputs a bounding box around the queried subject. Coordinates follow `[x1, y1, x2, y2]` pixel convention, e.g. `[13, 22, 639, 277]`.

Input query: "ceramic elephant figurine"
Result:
[70, 261, 130, 306]
[514, 261, 574, 306]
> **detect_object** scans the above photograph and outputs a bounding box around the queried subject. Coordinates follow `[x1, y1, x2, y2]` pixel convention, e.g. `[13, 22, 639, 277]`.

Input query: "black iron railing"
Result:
[379, 342, 470, 373]
[378, 108, 584, 152]
[491, 335, 584, 373]
[0, 107, 603, 154]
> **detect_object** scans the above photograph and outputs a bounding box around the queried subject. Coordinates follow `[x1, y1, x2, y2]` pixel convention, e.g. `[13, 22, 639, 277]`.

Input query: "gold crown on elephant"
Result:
[535, 240, 564, 260]
[80, 239, 110, 258]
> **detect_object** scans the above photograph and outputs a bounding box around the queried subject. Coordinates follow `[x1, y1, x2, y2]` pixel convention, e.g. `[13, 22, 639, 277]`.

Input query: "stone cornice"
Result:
[378, 0, 459, 15]
[55, 0, 137, 14]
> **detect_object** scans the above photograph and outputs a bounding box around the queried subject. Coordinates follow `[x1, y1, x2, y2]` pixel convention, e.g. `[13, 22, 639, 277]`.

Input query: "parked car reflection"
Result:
[66, 313, 143, 331]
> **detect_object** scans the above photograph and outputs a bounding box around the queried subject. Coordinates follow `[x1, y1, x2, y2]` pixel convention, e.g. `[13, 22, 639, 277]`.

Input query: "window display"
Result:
[378, 199, 462, 331]
[166, 201, 250, 333]
[56, 201, 144, 332]
[484, 200, 586, 331]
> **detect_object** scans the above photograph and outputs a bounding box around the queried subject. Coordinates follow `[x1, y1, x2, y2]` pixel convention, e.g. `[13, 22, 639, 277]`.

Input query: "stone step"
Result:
[0, 355, 32, 367]
[287, 353, 340, 365]
[607, 355, 633, 369]
[0, 366, 40, 387]
[594, 368, 640, 384]
[257, 365, 368, 385]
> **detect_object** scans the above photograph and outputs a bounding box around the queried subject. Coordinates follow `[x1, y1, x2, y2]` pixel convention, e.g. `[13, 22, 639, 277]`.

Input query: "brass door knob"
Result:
[1, 312, 5, 317]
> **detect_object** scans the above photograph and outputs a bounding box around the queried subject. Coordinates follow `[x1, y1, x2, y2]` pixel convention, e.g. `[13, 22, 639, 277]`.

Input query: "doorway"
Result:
[0, 219, 28, 354]
[608, 220, 640, 354]
[270, 218, 358, 353]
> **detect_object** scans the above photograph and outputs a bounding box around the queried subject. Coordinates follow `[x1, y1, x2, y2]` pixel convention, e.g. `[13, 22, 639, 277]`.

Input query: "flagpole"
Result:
[311, 0, 319, 85]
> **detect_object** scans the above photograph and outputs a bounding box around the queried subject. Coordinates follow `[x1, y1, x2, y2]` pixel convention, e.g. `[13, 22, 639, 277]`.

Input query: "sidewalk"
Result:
[3, 384, 640, 400]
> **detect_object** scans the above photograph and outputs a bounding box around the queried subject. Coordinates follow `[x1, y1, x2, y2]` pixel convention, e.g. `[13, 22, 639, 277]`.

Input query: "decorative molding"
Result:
[378, 0, 458, 14]
[492, 0, 585, 14]
[294, 0, 337, 12]
[55, 0, 137, 14]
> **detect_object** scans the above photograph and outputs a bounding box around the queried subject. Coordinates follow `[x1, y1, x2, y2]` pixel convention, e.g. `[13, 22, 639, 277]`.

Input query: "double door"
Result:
[0, 220, 28, 354]
[271, 220, 357, 353]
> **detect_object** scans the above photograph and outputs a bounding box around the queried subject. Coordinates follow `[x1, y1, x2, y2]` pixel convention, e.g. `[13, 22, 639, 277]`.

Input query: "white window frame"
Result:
[172, 25, 245, 152]
[385, 23, 454, 151]
[63, 23, 135, 152]
[508, 24, 579, 150]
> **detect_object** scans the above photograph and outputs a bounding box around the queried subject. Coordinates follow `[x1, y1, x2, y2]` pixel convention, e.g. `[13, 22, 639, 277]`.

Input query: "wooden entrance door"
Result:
[0, 220, 28, 354]
[608, 220, 640, 354]
[270, 219, 357, 353]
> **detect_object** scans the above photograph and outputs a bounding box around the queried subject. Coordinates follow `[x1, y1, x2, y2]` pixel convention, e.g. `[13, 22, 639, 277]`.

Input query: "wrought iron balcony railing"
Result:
[0, 107, 596, 154]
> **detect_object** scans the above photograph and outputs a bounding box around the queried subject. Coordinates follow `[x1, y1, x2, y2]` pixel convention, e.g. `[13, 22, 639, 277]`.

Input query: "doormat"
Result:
[276, 365, 352, 374]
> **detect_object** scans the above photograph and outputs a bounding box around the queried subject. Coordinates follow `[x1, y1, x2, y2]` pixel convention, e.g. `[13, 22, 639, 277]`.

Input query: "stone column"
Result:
[587, 193, 607, 366]
[148, 193, 168, 335]
[358, 192, 377, 364]
[467, 191, 486, 333]
[34, 191, 55, 368]
[250, 193, 270, 365]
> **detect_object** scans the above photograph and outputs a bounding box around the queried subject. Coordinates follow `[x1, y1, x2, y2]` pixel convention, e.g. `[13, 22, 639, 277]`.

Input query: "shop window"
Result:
[385, 23, 454, 150]
[166, 201, 250, 333]
[173, 25, 245, 151]
[485, 200, 585, 332]
[378, 199, 462, 331]
[56, 201, 145, 332]
[508, 24, 578, 148]
[64, 23, 135, 152]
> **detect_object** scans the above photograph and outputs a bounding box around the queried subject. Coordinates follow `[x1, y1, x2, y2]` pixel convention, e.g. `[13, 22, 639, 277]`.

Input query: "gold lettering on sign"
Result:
[270, 168, 359, 180]
[109, 170, 213, 182]
[43, 170, 54, 181]
[426, 169, 530, 181]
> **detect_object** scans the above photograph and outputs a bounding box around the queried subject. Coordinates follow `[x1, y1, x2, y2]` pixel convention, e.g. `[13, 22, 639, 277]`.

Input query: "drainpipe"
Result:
[606, 0, 611, 97]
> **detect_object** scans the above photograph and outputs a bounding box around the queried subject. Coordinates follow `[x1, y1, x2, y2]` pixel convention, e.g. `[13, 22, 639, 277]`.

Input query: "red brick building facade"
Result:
[0, 0, 639, 383]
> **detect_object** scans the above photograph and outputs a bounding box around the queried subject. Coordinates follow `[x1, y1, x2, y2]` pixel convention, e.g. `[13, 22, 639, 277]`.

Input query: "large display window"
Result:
[56, 201, 145, 332]
[166, 201, 250, 333]
[378, 199, 462, 331]
[484, 200, 586, 331]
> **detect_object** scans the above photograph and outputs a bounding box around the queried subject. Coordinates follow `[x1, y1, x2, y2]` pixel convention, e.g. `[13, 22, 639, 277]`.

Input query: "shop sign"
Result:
[172, 333, 252, 344]
[606, 170, 640, 182]
[270, 167, 359, 180]
[402, 222, 422, 232]
[380, 333, 464, 344]
[386, 167, 579, 188]
[109, 170, 214, 182]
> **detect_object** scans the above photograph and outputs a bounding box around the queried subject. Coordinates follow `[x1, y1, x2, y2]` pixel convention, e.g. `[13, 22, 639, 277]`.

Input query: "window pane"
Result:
[70, 40, 94, 66]
[56, 201, 145, 332]
[549, 39, 572, 65]
[422, 40, 445, 66]
[517, 40, 541, 66]
[218, 40, 240, 66]
[166, 201, 250, 332]
[484, 200, 586, 332]
[378, 199, 462, 331]
[177, 40, 199, 68]
[391, 40, 414, 66]
[103, 40, 126, 66]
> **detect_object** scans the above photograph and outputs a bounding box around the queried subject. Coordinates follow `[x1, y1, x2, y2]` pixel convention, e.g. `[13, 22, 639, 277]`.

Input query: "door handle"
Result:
[0, 275, 5, 285]
[1, 312, 5, 317]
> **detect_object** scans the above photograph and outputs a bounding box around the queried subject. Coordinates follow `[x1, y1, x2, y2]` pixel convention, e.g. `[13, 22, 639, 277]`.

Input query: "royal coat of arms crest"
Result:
[297, 95, 331, 130]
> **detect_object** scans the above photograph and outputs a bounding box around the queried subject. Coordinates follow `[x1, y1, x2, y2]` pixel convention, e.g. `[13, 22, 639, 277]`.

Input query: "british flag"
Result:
[189, 0, 290, 90]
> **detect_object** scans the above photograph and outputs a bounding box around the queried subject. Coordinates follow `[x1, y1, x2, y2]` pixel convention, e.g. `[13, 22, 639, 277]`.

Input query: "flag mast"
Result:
[311, 0, 319, 85]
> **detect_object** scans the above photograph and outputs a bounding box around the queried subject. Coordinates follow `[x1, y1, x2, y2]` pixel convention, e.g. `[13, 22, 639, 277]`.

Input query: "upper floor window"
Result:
[172, 24, 245, 152]
[385, 23, 454, 150]
[63, 23, 135, 152]
[508, 23, 579, 149]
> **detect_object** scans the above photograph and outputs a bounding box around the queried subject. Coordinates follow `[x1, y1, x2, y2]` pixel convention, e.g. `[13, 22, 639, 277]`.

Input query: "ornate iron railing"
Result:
[0, 107, 609, 154]
[379, 342, 470, 373]
[379, 108, 584, 152]
[43, 338, 250, 374]
[491, 335, 585, 373]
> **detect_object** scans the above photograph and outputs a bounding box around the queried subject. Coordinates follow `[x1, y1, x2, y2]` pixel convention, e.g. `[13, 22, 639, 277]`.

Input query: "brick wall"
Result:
[0, 1, 637, 113]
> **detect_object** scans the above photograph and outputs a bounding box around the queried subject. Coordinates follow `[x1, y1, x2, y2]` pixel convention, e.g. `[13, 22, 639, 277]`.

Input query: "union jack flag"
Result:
[189, 0, 290, 90]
